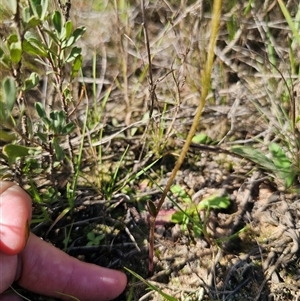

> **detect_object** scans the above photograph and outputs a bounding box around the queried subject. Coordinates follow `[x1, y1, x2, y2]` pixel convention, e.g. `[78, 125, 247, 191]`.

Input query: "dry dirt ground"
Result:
[5, 0, 300, 300]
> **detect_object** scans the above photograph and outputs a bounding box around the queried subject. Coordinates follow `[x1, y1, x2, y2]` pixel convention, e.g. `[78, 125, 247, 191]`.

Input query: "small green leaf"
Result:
[52, 137, 65, 161]
[62, 20, 73, 40]
[6, 34, 18, 45]
[71, 54, 82, 79]
[40, 0, 48, 19]
[2, 77, 16, 114]
[244, 0, 254, 15]
[147, 201, 157, 217]
[231, 144, 295, 188]
[192, 133, 209, 144]
[52, 11, 63, 36]
[87, 233, 105, 246]
[40, 27, 60, 45]
[22, 7, 31, 23]
[35, 102, 46, 118]
[171, 184, 191, 203]
[192, 223, 202, 237]
[23, 39, 47, 57]
[72, 26, 86, 42]
[22, 5, 41, 27]
[269, 143, 291, 169]
[50, 110, 66, 132]
[29, 0, 43, 19]
[231, 145, 275, 171]
[268, 143, 295, 188]
[87, 232, 95, 241]
[25, 16, 41, 29]
[171, 211, 184, 224]
[62, 26, 86, 48]
[3, 144, 31, 157]
[35, 132, 48, 143]
[94, 234, 104, 244]
[65, 47, 81, 63]
[3, 144, 32, 165]
[9, 42, 22, 64]
[170, 184, 183, 195]
[23, 32, 48, 56]
[62, 122, 75, 135]
[197, 193, 230, 210]
[29, 0, 48, 19]
[24, 72, 39, 91]
[284, 175, 295, 189]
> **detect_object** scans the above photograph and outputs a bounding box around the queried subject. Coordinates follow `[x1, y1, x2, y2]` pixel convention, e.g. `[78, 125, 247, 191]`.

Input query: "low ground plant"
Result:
[230, 0, 300, 190]
[0, 0, 85, 203]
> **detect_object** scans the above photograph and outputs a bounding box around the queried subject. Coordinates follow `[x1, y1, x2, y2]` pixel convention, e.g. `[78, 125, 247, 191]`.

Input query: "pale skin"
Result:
[0, 181, 127, 301]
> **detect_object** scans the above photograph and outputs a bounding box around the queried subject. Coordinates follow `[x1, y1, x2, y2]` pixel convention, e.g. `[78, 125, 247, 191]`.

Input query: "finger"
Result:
[18, 234, 127, 301]
[0, 291, 23, 301]
[0, 182, 32, 255]
[0, 253, 18, 294]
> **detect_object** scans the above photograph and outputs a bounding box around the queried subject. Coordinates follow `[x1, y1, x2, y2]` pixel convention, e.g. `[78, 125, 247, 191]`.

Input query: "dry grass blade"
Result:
[147, 0, 223, 275]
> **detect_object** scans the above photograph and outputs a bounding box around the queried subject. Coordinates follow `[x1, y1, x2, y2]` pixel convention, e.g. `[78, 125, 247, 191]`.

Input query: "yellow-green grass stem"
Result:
[148, 0, 223, 274]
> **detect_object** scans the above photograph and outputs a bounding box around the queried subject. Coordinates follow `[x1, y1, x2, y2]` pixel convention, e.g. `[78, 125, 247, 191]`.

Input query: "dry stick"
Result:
[148, 0, 223, 275]
[140, 0, 159, 276]
[136, 0, 156, 163]
[141, 0, 155, 120]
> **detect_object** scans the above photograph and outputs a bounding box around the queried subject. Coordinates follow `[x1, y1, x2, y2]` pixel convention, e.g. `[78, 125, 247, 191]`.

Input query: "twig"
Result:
[141, 0, 156, 120]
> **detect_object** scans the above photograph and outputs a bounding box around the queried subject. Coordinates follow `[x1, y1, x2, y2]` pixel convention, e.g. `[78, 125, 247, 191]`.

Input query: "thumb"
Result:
[0, 182, 32, 255]
[18, 234, 127, 301]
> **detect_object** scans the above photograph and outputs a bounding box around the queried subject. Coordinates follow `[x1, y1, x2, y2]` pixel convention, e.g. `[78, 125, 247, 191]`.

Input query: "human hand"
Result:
[0, 181, 127, 301]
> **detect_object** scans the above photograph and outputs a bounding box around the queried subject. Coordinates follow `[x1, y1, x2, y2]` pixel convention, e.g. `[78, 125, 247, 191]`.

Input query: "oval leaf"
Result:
[9, 42, 22, 64]
[62, 20, 73, 40]
[71, 54, 82, 79]
[3, 144, 31, 165]
[2, 77, 16, 114]
[35, 102, 46, 118]
[29, 0, 48, 19]
[53, 11, 63, 36]
[197, 193, 230, 210]
[147, 200, 157, 217]
[65, 46, 81, 63]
